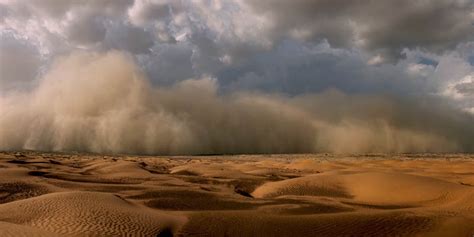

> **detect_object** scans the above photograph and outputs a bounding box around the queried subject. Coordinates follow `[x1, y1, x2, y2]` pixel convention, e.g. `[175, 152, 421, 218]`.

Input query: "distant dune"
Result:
[0, 152, 473, 236]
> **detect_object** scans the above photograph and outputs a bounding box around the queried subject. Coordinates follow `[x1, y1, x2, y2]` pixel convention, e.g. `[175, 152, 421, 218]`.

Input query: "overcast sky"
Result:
[0, 0, 473, 154]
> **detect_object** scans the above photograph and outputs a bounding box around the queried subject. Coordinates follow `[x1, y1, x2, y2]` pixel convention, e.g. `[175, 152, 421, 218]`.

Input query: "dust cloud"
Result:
[1, 51, 472, 155]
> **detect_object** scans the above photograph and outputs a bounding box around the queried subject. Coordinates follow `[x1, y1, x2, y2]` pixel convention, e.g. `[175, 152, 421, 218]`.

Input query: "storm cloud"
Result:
[243, 0, 474, 61]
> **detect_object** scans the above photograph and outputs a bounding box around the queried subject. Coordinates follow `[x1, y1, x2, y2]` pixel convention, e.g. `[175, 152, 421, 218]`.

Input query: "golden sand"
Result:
[0, 152, 473, 236]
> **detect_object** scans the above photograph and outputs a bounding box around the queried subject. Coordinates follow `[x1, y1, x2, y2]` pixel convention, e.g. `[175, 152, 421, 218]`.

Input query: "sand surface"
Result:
[0, 151, 473, 236]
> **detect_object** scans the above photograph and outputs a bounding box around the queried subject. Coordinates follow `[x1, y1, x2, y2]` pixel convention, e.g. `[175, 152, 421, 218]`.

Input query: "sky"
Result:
[0, 0, 474, 154]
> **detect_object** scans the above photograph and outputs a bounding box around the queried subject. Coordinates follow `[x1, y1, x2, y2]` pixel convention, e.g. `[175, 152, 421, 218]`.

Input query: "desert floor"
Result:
[0, 151, 473, 236]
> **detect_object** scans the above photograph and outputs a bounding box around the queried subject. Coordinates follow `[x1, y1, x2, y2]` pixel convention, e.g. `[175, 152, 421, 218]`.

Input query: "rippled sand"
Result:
[0, 152, 473, 236]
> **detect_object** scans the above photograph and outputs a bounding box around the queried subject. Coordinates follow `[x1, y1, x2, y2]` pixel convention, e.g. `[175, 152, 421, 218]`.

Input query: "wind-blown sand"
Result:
[0, 152, 473, 236]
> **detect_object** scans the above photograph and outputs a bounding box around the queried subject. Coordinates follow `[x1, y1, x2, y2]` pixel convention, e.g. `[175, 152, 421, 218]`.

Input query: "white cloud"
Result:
[367, 55, 385, 65]
[406, 63, 435, 77]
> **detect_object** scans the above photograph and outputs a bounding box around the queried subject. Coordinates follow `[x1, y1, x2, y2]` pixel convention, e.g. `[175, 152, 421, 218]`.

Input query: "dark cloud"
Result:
[66, 14, 107, 46]
[0, 33, 41, 92]
[139, 43, 195, 85]
[128, 0, 182, 26]
[455, 81, 474, 96]
[27, 0, 133, 18]
[0, 4, 9, 23]
[469, 55, 474, 66]
[418, 57, 439, 67]
[218, 41, 431, 96]
[243, 0, 474, 60]
[104, 23, 154, 54]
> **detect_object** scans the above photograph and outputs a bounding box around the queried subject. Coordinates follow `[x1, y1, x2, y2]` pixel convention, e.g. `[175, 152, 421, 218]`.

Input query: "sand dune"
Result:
[0, 152, 473, 236]
[252, 172, 470, 205]
[0, 191, 185, 236]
